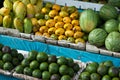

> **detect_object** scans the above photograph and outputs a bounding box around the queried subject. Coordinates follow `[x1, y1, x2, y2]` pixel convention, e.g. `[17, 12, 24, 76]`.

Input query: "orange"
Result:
[49, 10, 58, 18]
[46, 19, 56, 27]
[52, 4, 61, 11]
[55, 22, 64, 28]
[31, 18, 38, 26]
[43, 33, 50, 38]
[65, 30, 74, 37]
[75, 38, 85, 44]
[63, 17, 71, 23]
[54, 16, 63, 22]
[48, 27, 56, 34]
[71, 20, 79, 26]
[41, 7, 50, 14]
[55, 28, 65, 35]
[59, 11, 69, 17]
[70, 12, 79, 20]
[73, 26, 81, 32]
[39, 26, 48, 33]
[58, 35, 67, 40]
[38, 19, 46, 26]
[35, 32, 42, 36]
[73, 31, 84, 38]
[63, 23, 73, 30]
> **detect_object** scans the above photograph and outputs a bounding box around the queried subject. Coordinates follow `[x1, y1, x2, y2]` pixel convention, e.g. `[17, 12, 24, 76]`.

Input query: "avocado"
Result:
[28, 50, 38, 61]
[50, 74, 60, 80]
[3, 62, 13, 71]
[102, 75, 111, 80]
[108, 66, 119, 77]
[15, 65, 24, 74]
[97, 64, 108, 76]
[57, 56, 67, 65]
[24, 67, 32, 76]
[2, 53, 12, 62]
[2, 46, 11, 53]
[48, 55, 57, 63]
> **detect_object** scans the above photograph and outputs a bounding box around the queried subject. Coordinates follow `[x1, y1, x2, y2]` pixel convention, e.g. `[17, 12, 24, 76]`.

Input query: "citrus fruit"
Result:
[48, 55, 57, 63]
[24, 67, 32, 76]
[30, 60, 39, 69]
[49, 63, 59, 74]
[17, 53, 24, 61]
[11, 49, 18, 57]
[21, 58, 30, 67]
[0, 60, 4, 69]
[61, 75, 71, 80]
[90, 73, 101, 80]
[80, 71, 90, 80]
[2, 53, 12, 62]
[32, 69, 42, 78]
[39, 62, 48, 71]
[0, 51, 3, 59]
[59, 65, 68, 75]
[102, 75, 111, 80]
[68, 67, 74, 77]
[28, 50, 38, 61]
[73, 63, 80, 72]
[12, 58, 20, 66]
[42, 71, 51, 80]
[3, 62, 13, 71]
[104, 60, 113, 68]
[57, 56, 67, 65]
[97, 64, 108, 76]
[108, 66, 119, 77]
[15, 65, 24, 74]
[36, 52, 48, 62]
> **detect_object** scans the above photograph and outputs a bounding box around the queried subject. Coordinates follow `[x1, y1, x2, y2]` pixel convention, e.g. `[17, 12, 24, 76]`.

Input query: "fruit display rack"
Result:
[0, 0, 120, 79]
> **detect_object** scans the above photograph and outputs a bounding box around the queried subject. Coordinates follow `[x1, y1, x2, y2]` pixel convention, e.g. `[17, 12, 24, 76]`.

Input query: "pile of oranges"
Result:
[33, 2, 86, 44]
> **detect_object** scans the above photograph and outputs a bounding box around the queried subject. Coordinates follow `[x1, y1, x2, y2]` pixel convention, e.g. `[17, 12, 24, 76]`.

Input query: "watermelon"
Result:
[88, 28, 108, 47]
[104, 19, 119, 33]
[80, 9, 99, 33]
[99, 4, 118, 21]
[105, 31, 120, 52]
[108, 0, 120, 8]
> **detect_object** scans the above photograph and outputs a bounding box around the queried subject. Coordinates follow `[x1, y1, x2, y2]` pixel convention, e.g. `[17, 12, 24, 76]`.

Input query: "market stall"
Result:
[0, 0, 119, 80]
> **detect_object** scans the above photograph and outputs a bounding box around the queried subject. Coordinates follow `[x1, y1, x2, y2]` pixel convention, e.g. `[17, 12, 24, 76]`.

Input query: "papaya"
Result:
[3, 0, 13, 10]
[15, 2, 26, 20]
[24, 18, 32, 34]
[36, 0, 43, 11]
[3, 15, 12, 28]
[14, 17, 23, 32]
[13, 0, 21, 13]
[0, 15, 3, 26]
[0, 7, 10, 16]
[27, 3, 35, 18]
[30, 0, 37, 5]
[22, 0, 30, 5]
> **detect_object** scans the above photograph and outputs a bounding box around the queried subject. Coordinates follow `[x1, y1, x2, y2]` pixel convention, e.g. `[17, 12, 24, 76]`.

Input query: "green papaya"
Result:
[13, 1, 21, 13]
[22, 0, 30, 5]
[3, 15, 12, 28]
[15, 2, 26, 20]
[3, 0, 13, 10]
[36, 0, 43, 11]
[14, 17, 23, 32]
[27, 3, 35, 18]
[30, 0, 37, 5]
[24, 18, 32, 34]
[0, 15, 3, 26]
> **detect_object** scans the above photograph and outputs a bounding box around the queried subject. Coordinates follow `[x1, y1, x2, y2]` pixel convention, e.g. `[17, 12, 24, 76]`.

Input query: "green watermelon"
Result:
[99, 4, 118, 21]
[108, 0, 120, 8]
[80, 9, 99, 33]
[104, 19, 119, 33]
[88, 28, 108, 47]
[105, 31, 120, 52]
